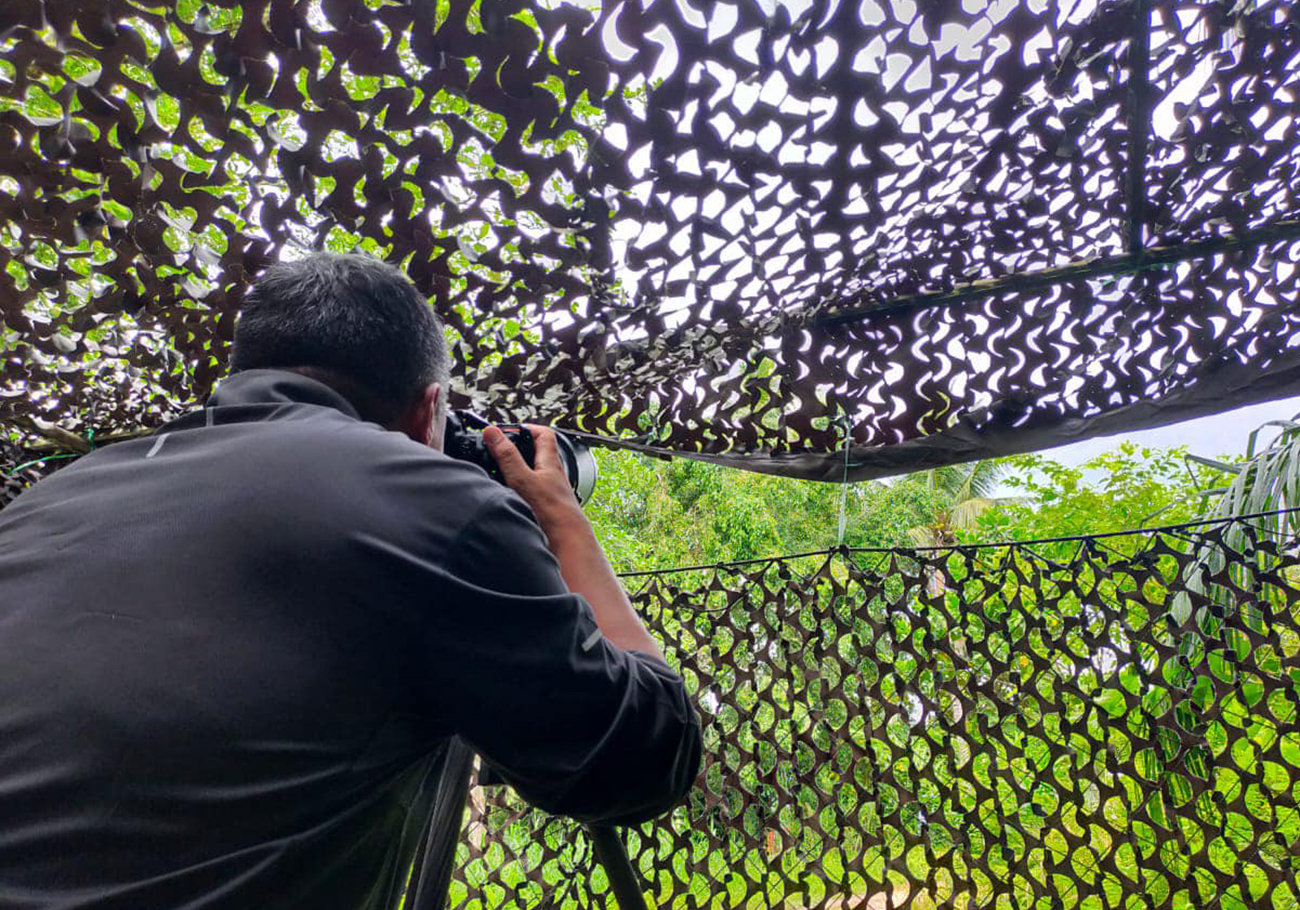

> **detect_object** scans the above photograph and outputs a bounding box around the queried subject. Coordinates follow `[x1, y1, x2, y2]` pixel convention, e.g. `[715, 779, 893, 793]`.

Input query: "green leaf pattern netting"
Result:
[447, 518, 1300, 910]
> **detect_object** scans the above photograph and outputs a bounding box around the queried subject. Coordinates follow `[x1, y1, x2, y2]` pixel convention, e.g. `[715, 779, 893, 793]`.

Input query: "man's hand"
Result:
[482, 425, 582, 533]
[482, 424, 667, 662]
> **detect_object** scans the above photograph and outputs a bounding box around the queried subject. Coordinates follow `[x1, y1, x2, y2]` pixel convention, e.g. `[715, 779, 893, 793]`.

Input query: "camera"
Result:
[443, 410, 597, 506]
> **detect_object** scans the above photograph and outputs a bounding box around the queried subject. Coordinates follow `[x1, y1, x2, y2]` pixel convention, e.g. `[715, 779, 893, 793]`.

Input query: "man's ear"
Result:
[394, 383, 444, 450]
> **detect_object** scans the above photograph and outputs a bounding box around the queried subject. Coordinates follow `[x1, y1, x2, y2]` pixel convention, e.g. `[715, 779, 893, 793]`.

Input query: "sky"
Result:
[1034, 393, 1300, 466]
[976, 392, 1300, 499]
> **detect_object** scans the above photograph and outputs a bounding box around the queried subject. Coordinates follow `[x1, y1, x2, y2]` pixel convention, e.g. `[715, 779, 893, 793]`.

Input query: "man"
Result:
[0, 253, 701, 909]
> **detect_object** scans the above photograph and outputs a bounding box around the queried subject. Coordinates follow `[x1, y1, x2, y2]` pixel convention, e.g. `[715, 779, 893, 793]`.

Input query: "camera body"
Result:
[443, 410, 597, 506]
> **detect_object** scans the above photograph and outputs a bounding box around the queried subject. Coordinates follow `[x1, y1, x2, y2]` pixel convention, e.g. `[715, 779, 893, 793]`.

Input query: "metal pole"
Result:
[407, 741, 651, 910]
[587, 825, 650, 910]
[408, 738, 476, 910]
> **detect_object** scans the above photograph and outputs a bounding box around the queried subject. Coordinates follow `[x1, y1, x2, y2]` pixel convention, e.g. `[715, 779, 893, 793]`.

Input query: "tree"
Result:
[905, 461, 1018, 548]
[968, 442, 1223, 550]
[586, 441, 1239, 577]
[584, 450, 949, 574]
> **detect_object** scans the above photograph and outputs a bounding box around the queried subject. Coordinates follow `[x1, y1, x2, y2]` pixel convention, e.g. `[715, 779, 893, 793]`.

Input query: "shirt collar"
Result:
[203, 369, 363, 420]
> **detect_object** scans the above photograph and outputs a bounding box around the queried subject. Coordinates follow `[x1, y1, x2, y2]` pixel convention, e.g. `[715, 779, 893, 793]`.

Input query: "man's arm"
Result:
[483, 425, 664, 661]
[398, 429, 699, 824]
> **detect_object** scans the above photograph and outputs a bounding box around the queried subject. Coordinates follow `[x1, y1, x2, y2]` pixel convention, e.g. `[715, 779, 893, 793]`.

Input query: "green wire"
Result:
[4, 427, 96, 478]
[4, 453, 80, 477]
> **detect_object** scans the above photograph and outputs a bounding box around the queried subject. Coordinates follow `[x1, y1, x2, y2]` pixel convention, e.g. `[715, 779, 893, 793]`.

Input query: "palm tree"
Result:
[1190, 415, 1300, 550]
[906, 461, 1017, 596]
[906, 461, 1013, 548]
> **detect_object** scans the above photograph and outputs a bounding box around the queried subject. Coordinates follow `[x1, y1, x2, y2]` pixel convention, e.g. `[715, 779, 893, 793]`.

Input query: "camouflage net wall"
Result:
[0, 439, 41, 506]
[5, 380, 1300, 909]
[448, 515, 1300, 910]
[3, 1, 1299, 479]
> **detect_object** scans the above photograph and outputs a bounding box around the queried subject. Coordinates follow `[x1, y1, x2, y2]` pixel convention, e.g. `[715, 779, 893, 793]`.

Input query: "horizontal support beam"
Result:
[11, 423, 152, 456]
[815, 217, 1300, 328]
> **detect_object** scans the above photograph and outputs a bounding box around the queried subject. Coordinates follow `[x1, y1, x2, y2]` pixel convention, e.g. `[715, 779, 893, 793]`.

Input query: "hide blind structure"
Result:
[453, 517, 1300, 910]
[5, 467, 1300, 910]
[1, 0, 1296, 477]
[2, 0, 1300, 909]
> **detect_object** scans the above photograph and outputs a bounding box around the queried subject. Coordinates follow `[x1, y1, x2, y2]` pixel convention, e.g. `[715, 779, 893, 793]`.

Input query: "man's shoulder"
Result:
[306, 421, 554, 591]
[298, 416, 524, 539]
[304, 416, 502, 502]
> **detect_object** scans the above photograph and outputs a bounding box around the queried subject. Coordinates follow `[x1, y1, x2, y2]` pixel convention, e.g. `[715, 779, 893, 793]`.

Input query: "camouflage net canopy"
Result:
[1, 0, 1299, 477]
[445, 516, 1300, 910]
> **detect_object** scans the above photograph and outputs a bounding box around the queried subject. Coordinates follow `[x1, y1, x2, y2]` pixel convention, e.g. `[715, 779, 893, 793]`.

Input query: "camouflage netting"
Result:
[5, 432, 1300, 908]
[0, 437, 51, 506]
[1, 0, 1298, 479]
[441, 516, 1300, 910]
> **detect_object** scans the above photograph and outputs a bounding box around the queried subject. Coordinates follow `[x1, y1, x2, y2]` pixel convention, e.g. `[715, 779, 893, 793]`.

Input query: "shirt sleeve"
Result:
[417, 491, 702, 826]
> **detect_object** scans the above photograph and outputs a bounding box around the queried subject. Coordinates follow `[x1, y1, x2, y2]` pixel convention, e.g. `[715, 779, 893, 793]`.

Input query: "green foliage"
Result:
[588, 441, 1248, 574]
[970, 443, 1224, 547]
[586, 450, 949, 574]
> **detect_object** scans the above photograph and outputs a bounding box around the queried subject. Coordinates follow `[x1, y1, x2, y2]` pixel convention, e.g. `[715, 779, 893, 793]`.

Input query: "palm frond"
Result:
[1210, 416, 1300, 548]
[949, 497, 996, 531]
[924, 462, 1008, 502]
[1186, 454, 1242, 474]
[1246, 420, 1300, 459]
[907, 526, 942, 548]
[962, 461, 1007, 500]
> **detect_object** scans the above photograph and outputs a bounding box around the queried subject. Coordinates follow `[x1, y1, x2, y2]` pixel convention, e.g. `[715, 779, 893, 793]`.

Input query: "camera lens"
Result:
[444, 410, 597, 506]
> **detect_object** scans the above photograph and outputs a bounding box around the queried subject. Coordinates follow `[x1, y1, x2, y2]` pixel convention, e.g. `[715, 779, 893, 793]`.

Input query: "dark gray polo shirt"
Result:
[0, 370, 700, 910]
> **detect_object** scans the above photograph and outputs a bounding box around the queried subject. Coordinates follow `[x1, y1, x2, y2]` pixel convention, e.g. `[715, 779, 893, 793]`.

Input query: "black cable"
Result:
[615, 506, 1300, 578]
